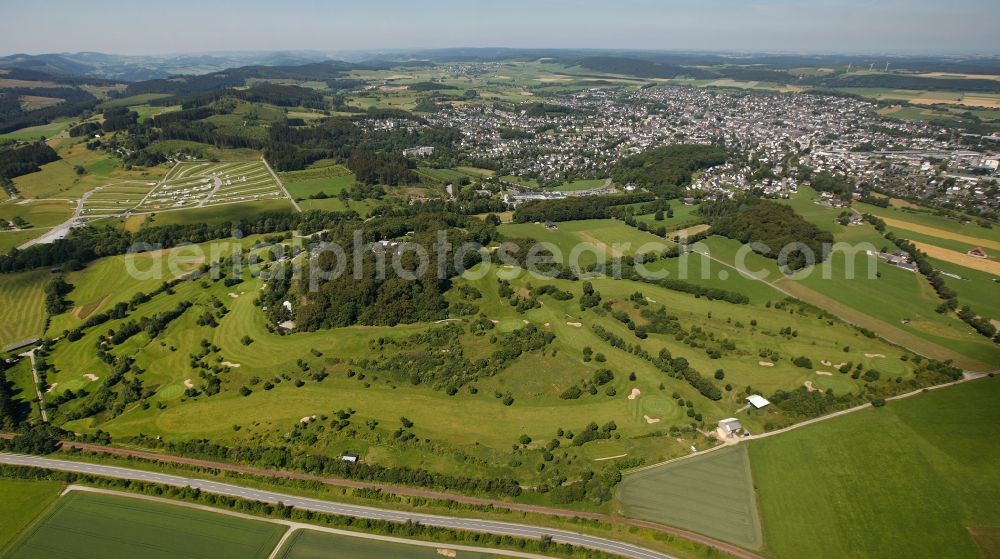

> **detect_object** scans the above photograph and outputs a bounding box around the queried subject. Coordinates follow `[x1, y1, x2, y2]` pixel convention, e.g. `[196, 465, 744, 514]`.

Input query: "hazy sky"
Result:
[3, 0, 998, 56]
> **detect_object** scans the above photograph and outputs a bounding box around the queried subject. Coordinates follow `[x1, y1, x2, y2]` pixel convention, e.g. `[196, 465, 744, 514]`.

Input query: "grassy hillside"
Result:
[750, 376, 1000, 559]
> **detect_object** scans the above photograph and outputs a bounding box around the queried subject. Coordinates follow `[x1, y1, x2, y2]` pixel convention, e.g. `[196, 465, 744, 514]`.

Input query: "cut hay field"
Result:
[854, 202, 1000, 246]
[616, 445, 762, 549]
[0, 479, 65, 552]
[750, 376, 1000, 559]
[0, 269, 49, 350]
[276, 529, 503, 559]
[2, 490, 286, 559]
[911, 241, 1000, 276]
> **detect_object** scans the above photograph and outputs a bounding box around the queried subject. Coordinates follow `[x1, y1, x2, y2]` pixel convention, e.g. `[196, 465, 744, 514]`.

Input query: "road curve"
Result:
[0, 453, 678, 559]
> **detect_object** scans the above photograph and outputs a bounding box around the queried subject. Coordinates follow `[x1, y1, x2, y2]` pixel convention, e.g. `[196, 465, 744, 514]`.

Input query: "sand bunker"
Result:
[45, 383, 58, 393]
[628, 388, 641, 400]
[566, 322, 582, 328]
[821, 360, 832, 367]
[221, 361, 241, 368]
[83, 374, 99, 381]
[436, 550, 457, 558]
[759, 361, 775, 367]
[300, 415, 316, 423]
[804, 381, 819, 392]
[815, 371, 834, 376]
[183, 379, 194, 389]
[865, 353, 886, 358]
[834, 362, 847, 369]
[643, 415, 661, 424]
[228, 292, 239, 299]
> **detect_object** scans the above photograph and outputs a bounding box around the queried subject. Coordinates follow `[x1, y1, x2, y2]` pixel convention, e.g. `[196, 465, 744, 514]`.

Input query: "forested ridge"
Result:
[700, 196, 834, 270]
[611, 144, 727, 198]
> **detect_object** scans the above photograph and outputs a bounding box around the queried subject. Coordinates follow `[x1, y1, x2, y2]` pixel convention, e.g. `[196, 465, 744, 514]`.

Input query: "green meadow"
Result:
[31, 237, 922, 491]
[750, 376, 1000, 559]
[0, 479, 65, 552]
[277, 530, 503, 559]
[2, 490, 286, 559]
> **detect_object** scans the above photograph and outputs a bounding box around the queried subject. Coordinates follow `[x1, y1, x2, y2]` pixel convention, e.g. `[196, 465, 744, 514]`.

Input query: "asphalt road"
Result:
[0, 453, 678, 559]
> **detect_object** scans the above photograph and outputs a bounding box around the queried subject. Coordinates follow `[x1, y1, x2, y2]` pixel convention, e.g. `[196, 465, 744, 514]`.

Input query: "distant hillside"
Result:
[0, 51, 336, 81]
[576, 56, 716, 79]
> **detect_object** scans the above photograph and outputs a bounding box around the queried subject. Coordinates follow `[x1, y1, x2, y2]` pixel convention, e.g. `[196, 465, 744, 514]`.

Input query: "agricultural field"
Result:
[133, 161, 289, 213]
[279, 162, 356, 200]
[276, 530, 504, 559]
[750, 376, 1000, 559]
[0, 269, 49, 350]
[2, 490, 286, 559]
[616, 446, 762, 549]
[0, 479, 65, 552]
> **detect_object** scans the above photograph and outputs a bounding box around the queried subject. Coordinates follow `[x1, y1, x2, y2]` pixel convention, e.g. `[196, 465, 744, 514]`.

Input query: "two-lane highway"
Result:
[0, 453, 679, 559]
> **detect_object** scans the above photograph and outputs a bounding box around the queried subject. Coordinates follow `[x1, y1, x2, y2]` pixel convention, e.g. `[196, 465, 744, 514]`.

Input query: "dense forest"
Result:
[0, 142, 59, 179]
[611, 144, 727, 198]
[0, 209, 358, 273]
[700, 196, 834, 270]
[513, 193, 654, 223]
[271, 211, 499, 329]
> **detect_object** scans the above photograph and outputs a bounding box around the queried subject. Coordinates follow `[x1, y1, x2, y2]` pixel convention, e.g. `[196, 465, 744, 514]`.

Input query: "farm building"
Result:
[718, 418, 744, 438]
[746, 395, 771, 409]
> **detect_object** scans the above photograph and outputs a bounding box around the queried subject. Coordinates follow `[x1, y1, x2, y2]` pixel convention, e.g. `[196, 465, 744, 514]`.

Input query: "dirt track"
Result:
[910, 242, 1000, 275]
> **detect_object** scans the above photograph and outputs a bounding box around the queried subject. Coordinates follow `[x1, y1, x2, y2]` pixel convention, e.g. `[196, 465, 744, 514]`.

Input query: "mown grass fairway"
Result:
[616, 445, 762, 549]
[0, 269, 48, 349]
[750, 377, 1000, 559]
[277, 529, 503, 559]
[0, 480, 65, 552]
[2, 490, 286, 559]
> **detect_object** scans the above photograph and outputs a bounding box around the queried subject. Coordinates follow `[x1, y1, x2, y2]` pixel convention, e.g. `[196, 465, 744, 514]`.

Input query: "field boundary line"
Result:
[65, 485, 558, 559]
[0, 449, 762, 559]
[263, 157, 302, 213]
